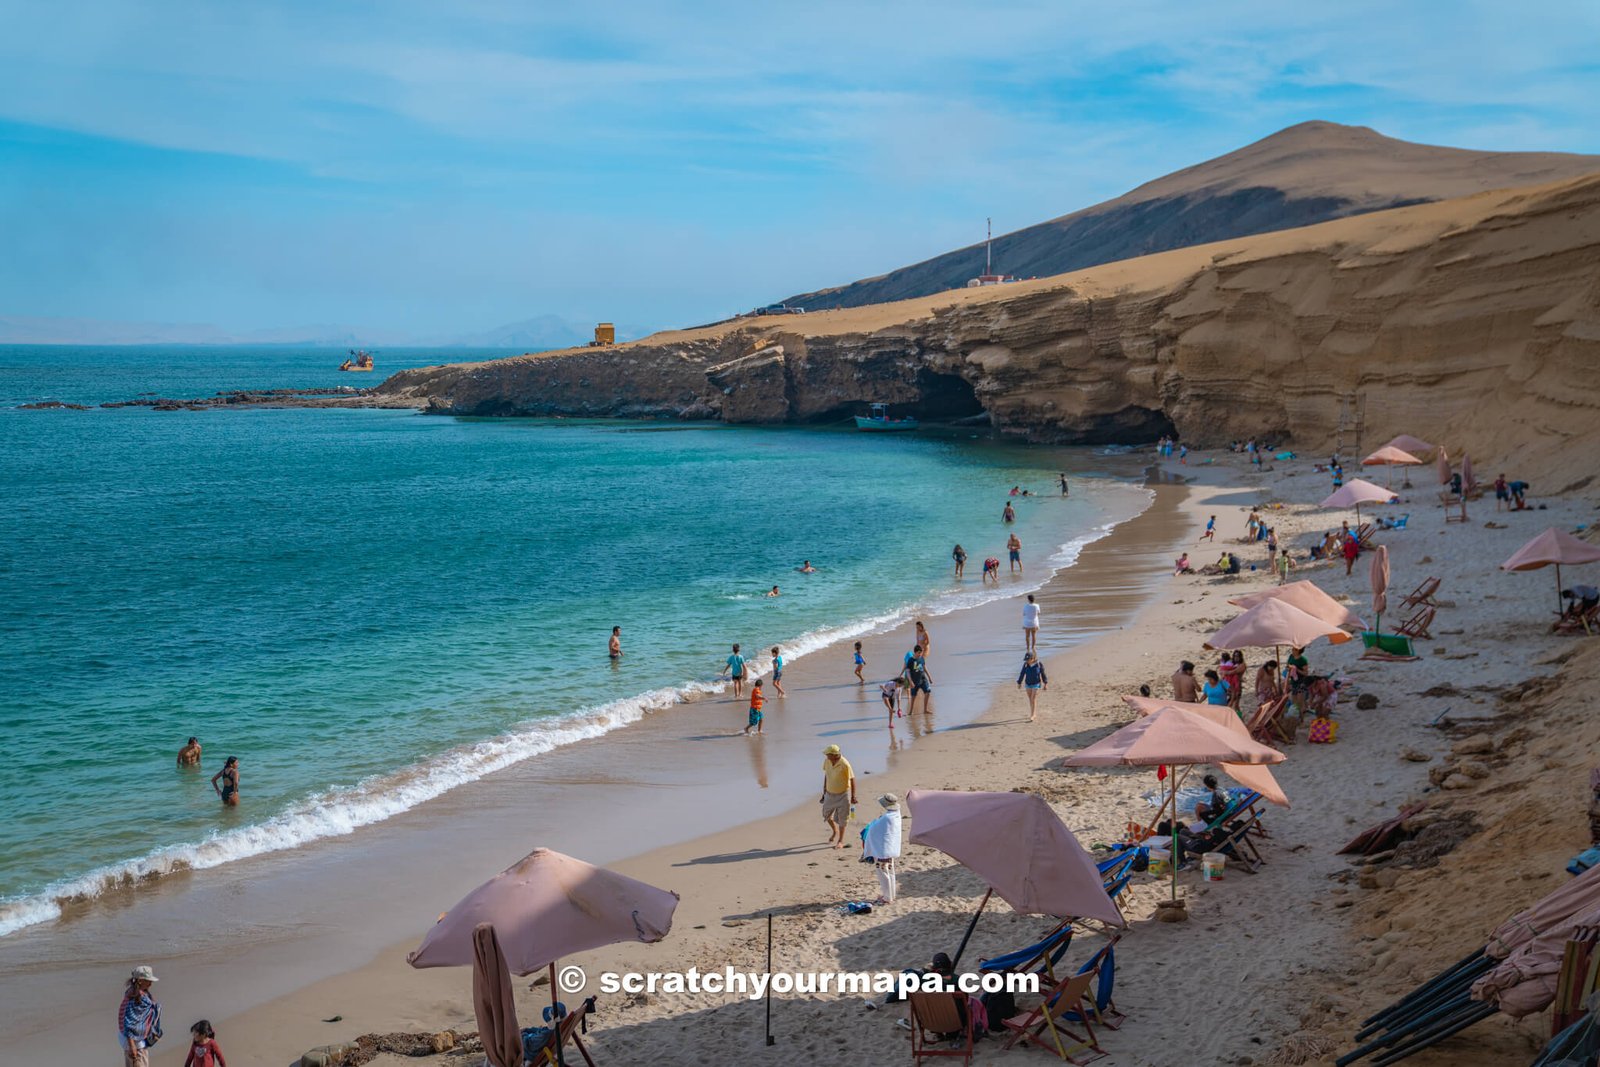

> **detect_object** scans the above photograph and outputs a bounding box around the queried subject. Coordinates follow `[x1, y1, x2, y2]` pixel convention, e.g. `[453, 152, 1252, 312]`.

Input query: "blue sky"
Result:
[2, 0, 1598, 337]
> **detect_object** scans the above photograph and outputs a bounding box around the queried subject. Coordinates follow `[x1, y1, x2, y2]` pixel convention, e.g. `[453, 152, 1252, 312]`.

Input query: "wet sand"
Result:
[0, 465, 1186, 1065]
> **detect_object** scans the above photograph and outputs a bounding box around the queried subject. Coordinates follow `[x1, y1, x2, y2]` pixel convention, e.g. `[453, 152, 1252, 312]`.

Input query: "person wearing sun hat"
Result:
[861, 793, 903, 904]
[118, 966, 163, 1065]
[820, 744, 856, 850]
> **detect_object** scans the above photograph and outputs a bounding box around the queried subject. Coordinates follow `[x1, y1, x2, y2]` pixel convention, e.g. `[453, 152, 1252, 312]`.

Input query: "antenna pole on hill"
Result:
[986, 217, 992, 276]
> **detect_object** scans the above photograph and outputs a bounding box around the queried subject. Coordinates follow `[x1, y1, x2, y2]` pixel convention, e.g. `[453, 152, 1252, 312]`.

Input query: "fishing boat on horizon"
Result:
[854, 402, 919, 432]
[339, 349, 375, 372]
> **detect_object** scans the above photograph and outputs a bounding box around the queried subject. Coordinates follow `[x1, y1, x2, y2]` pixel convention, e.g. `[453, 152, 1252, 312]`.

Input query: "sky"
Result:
[2, 0, 1598, 339]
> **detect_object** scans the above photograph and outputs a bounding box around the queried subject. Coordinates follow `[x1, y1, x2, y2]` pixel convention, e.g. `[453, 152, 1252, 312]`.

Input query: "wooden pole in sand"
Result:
[765, 913, 775, 1046]
[548, 962, 567, 1067]
[950, 888, 994, 969]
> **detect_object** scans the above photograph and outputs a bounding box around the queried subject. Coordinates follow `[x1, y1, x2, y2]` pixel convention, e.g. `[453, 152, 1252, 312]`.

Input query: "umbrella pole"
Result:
[1170, 766, 1190, 903]
[949, 888, 993, 969]
[549, 962, 567, 1067]
[1556, 564, 1564, 616]
[765, 913, 775, 1046]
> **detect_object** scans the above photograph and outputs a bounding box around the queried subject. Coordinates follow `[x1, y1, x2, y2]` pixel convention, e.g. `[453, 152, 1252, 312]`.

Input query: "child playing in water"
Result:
[743, 681, 766, 735]
[771, 646, 786, 697]
[184, 1020, 227, 1067]
[880, 677, 904, 724]
[853, 642, 865, 683]
[983, 557, 1001, 583]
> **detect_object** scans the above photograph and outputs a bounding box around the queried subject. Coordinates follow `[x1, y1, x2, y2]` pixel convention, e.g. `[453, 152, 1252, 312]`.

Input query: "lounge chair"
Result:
[1205, 807, 1266, 872]
[1400, 577, 1441, 610]
[980, 922, 1075, 983]
[525, 996, 598, 1067]
[1001, 939, 1121, 1062]
[1395, 606, 1436, 640]
[1061, 936, 1126, 1032]
[1553, 602, 1600, 636]
[908, 990, 975, 1065]
[1247, 694, 1294, 745]
[1355, 523, 1377, 548]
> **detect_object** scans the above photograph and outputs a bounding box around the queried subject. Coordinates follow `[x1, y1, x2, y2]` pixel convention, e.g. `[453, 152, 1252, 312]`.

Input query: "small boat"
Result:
[339, 349, 375, 372]
[854, 403, 919, 432]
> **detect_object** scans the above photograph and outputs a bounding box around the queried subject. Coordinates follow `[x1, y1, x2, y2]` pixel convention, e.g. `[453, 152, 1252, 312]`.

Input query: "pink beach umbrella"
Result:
[1321, 478, 1396, 525]
[1386, 434, 1436, 458]
[410, 848, 679, 1064]
[1436, 447, 1452, 487]
[906, 789, 1123, 965]
[1204, 598, 1354, 653]
[1229, 580, 1365, 631]
[1462, 454, 1477, 496]
[1500, 528, 1600, 614]
[1063, 706, 1283, 902]
[1120, 696, 1291, 808]
[472, 924, 525, 1067]
[1362, 445, 1422, 489]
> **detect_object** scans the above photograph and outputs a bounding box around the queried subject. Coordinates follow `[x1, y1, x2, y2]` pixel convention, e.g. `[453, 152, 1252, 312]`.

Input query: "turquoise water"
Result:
[0, 345, 1145, 934]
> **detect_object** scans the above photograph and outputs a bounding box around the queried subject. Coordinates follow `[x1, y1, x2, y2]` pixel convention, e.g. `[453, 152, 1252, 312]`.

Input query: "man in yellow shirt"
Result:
[820, 744, 857, 849]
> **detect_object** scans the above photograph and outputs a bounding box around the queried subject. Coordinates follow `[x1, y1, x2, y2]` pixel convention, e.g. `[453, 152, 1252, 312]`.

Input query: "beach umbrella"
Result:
[472, 924, 525, 1067]
[1385, 434, 1436, 458]
[1500, 528, 1600, 615]
[1321, 478, 1396, 525]
[907, 789, 1123, 968]
[1436, 447, 1452, 487]
[1205, 598, 1354, 653]
[1462, 454, 1477, 497]
[1370, 545, 1390, 635]
[1362, 445, 1422, 489]
[1064, 707, 1283, 903]
[1120, 696, 1291, 808]
[1229, 580, 1366, 631]
[409, 848, 679, 1065]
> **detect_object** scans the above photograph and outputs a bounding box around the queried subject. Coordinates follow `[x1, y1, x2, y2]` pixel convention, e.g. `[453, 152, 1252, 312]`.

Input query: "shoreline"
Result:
[0, 459, 1176, 1064]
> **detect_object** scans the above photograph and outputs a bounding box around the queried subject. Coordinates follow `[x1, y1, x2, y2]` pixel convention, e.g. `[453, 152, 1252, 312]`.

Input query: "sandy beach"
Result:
[16, 444, 1600, 1067]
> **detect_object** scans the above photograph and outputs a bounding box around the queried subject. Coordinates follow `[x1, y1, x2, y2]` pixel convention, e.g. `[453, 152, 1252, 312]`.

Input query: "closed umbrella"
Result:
[1370, 545, 1390, 634]
[1500, 528, 1600, 614]
[1063, 706, 1283, 903]
[1362, 445, 1422, 489]
[906, 789, 1123, 969]
[473, 924, 524, 1067]
[409, 849, 679, 1066]
[1436, 447, 1452, 487]
[1462, 454, 1477, 496]
[1229, 580, 1365, 630]
[1120, 696, 1291, 808]
[1321, 478, 1396, 525]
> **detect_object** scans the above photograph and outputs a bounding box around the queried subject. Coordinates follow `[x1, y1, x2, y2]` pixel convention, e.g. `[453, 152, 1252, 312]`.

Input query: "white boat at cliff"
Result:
[854, 403, 919, 432]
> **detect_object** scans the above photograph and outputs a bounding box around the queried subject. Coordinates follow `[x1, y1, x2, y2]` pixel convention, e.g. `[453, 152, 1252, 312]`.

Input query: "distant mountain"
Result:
[0, 314, 652, 349]
[778, 121, 1600, 310]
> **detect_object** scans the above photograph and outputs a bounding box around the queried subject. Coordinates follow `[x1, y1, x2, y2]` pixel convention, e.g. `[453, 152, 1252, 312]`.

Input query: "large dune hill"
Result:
[776, 120, 1600, 311]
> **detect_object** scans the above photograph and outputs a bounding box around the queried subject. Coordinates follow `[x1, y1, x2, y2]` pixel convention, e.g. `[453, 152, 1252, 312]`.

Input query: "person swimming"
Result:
[797, 560, 817, 573]
[177, 737, 202, 767]
[767, 585, 781, 597]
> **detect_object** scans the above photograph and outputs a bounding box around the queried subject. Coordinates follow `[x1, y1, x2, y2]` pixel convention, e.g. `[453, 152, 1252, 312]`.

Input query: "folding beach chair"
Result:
[1400, 577, 1441, 610]
[1554, 602, 1600, 636]
[1061, 935, 1126, 1032]
[908, 990, 975, 1065]
[1355, 523, 1377, 549]
[1247, 693, 1294, 745]
[525, 996, 598, 1067]
[1439, 491, 1468, 523]
[980, 922, 1075, 984]
[1206, 808, 1266, 872]
[1001, 971, 1103, 1062]
[1396, 606, 1436, 640]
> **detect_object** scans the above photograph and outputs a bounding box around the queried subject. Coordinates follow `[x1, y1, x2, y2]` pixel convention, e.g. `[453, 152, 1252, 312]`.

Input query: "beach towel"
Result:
[862, 808, 902, 860]
[1276, 451, 1295, 460]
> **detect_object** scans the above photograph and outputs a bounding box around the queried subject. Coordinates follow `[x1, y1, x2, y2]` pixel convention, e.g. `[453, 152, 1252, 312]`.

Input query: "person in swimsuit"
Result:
[880, 677, 904, 724]
[983, 556, 1000, 584]
[1007, 533, 1022, 573]
[608, 626, 622, 660]
[914, 620, 931, 656]
[770, 646, 786, 697]
[742, 681, 765, 735]
[951, 544, 967, 579]
[797, 560, 817, 573]
[211, 757, 239, 807]
[720, 643, 747, 698]
[1059, 473, 1069, 497]
[767, 585, 781, 597]
[1200, 515, 1216, 542]
[1002, 502, 1015, 524]
[1016, 651, 1048, 722]
[177, 737, 201, 768]
[852, 641, 865, 683]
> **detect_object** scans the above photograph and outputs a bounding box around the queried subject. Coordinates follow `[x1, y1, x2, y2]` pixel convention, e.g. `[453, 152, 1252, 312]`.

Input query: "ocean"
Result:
[0, 344, 1150, 936]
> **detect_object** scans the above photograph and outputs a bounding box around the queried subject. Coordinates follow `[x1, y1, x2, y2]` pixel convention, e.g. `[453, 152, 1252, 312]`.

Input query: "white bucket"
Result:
[1202, 852, 1227, 881]
[1146, 847, 1171, 876]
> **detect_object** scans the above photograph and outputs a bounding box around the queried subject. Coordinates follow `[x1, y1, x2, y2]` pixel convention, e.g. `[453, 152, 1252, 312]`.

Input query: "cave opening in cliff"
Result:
[913, 370, 986, 422]
[1077, 406, 1177, 446]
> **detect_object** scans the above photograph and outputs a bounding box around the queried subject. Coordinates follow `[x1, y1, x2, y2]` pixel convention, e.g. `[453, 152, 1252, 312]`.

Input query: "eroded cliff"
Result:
[373, 172, 1600, 480]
